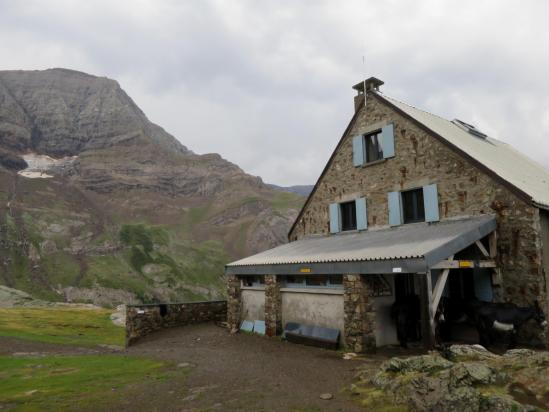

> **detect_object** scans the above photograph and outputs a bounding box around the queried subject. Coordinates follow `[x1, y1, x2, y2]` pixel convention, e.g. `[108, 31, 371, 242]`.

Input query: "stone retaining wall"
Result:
[126, 300, 227, 346]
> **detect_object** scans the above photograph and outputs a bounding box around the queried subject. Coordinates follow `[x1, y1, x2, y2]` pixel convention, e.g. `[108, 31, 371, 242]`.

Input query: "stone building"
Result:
[225, 77, 549, 351]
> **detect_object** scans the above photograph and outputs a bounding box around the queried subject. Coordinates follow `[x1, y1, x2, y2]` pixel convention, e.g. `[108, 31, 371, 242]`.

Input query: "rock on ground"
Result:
[353, 344, 548, 411]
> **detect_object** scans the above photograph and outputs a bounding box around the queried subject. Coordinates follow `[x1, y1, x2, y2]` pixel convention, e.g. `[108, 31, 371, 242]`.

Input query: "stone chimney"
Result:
[352, 77, 384, 112]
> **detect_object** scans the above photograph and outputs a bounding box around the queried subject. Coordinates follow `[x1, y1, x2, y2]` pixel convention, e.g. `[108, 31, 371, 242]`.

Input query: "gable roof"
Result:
[289, 90, 549, 238]
[377, 92, 549, 209]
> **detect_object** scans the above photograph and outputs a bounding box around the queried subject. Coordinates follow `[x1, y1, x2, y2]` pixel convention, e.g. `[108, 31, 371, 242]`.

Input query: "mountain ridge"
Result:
[0, 68, 303, 306]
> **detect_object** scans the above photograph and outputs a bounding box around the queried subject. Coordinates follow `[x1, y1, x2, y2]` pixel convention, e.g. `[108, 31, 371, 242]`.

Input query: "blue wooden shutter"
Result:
[355, 197, 368, 230]
[423, 184, 440, 222]
[329, 203, 340, 233]
[352, 135, 365, 166]
[381, 124, 395, 158]
[388, 191, 402, 226]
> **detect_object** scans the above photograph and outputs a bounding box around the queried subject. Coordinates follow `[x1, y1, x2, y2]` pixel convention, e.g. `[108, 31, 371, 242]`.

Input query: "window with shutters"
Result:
[353, 124, 394, 167]
[364, 131, 383, 163]
[401, 188, 425, 224]
[340, 201, 357, 231]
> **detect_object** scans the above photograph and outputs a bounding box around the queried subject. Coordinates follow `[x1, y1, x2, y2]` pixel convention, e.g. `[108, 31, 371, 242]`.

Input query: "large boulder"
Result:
[444, 344, 499, 362]
[382, 354, 453, 374]
[353, 345, 549, 412]
[449, 362, 496, 387]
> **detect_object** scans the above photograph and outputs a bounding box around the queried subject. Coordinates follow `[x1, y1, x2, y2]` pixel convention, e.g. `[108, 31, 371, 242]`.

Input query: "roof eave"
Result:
[533, 200, 549, 211]
[225, 258, 428, 276]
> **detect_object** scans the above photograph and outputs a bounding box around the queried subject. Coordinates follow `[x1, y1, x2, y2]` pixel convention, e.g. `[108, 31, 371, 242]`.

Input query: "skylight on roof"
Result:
[451, 119, 487, 139]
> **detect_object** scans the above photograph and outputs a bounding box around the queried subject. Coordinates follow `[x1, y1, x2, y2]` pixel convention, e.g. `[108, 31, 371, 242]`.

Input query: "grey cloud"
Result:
[0, 0, 548, 185]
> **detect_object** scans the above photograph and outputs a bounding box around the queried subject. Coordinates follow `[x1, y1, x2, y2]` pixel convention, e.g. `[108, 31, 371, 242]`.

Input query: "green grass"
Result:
[0, 307, 124, 347]
[182, 205, 212, 230]
[0, 355, 168, 411]
[40, 253, 81, 286]
[234, 221, 252, 252]
[269, 191, 304, 212]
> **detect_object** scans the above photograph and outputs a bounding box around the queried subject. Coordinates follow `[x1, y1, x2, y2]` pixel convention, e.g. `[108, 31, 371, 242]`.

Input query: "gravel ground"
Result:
[1, 323, 420, 411]
[125, 323, 371, 411]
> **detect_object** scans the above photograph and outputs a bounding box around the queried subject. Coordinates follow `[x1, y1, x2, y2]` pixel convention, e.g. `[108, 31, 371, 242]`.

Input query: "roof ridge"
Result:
[376, 91, 549, 175]
[376, 91, 506, 144]
[375, 91, 452, 122]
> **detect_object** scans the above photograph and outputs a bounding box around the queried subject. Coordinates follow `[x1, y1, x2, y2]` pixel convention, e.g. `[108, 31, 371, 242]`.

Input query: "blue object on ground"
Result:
[240, 320, 254, 332]
[253, 320, 266, 335]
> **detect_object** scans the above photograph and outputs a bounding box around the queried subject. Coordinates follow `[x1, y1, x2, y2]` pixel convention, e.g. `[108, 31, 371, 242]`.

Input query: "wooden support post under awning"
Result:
[430, 255, 454, 318]
[418, 272, 436, 349]
[489, 231, 502, 287]
[421, 229, 499, 349]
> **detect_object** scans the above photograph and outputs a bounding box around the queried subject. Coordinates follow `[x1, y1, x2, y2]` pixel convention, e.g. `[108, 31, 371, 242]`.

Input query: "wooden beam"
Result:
[488, 230, 502, 290]
[418, 273, 436, 349]
[475, 240, 490, 258]
[430, 269, 450, 313]
[431, 259, 496, 269]
[491, 269, 503, 286]
[430, 255, 453, 317]
[489, 230, 497, 258]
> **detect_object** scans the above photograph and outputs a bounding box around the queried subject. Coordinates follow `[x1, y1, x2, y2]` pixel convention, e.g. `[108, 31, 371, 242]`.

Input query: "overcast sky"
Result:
[1, 0, 548, 186]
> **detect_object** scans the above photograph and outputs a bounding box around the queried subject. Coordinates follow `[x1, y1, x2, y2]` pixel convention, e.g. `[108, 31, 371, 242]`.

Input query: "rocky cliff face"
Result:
[0, 68, 188, 156]
[0, 68, 302, 306]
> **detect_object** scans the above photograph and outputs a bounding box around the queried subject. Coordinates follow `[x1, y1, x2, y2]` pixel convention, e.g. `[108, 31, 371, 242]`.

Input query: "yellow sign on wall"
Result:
[299, 268, 312, 273]
[459, 260, 474, 268]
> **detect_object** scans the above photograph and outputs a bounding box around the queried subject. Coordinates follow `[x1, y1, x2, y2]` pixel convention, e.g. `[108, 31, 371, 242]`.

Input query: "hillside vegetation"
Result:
[0, 69, 304, 305]
[0, 307, 124, 346]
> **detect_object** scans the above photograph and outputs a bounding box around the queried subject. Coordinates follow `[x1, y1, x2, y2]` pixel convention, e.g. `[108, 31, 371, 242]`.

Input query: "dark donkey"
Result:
[391, 294, 421, 348]
[474, 301, 547, 347]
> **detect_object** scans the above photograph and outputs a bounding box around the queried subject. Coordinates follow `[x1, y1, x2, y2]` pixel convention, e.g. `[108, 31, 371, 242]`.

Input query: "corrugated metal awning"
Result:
[225, 215, 496, 275]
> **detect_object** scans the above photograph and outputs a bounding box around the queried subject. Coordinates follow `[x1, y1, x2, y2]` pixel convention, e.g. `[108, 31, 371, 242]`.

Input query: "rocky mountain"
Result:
[0, 68, 303, 305]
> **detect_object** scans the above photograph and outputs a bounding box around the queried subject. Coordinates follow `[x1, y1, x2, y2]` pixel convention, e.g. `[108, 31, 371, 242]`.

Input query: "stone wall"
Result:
[227, 274, 241, 333]
[264, 275, 282, 336]
[126, 301, 227, 346]
[343, 275, 376, 352]
[288, 92, 547, 335]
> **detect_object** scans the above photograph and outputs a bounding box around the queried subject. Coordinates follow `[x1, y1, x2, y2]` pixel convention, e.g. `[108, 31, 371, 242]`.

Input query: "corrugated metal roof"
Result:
[227, 215, 496, 268]
[378, 92, 549, 208]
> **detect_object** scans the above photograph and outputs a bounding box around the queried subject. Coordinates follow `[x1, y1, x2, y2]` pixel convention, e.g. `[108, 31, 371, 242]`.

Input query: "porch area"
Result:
[225, 215, 499, 350]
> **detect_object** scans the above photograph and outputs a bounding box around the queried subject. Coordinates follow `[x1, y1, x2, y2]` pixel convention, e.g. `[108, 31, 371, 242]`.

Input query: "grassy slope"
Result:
[0, 307, 124, 346]
[0, 305, 185, 412]
[0, 169, 303, 305]
[0, 355, 171, 411]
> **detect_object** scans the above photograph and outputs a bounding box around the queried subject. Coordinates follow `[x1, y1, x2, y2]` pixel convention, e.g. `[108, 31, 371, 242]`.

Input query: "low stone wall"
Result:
[126, 300, 227, 346]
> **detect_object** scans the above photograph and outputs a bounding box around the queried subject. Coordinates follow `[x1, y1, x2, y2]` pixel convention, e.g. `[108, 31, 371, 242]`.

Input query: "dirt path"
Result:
[1, 323, 408, 411]
[0, 335, 121, 357]
[124, 323, 373, 411]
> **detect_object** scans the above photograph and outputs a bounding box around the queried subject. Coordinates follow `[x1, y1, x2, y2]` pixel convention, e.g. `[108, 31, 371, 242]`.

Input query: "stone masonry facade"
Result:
[227, 274, 241, 333]
[288, 92, 547, 344]
[227, 273, 372, 350]
[226, 275, 288, 338]
[264, 275, 282, 336]
[126, 301, 227, 346]
[343, 275, 376, 352]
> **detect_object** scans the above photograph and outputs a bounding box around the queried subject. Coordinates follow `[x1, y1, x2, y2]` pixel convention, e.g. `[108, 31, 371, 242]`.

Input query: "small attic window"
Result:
[452, 119, 487, 139]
